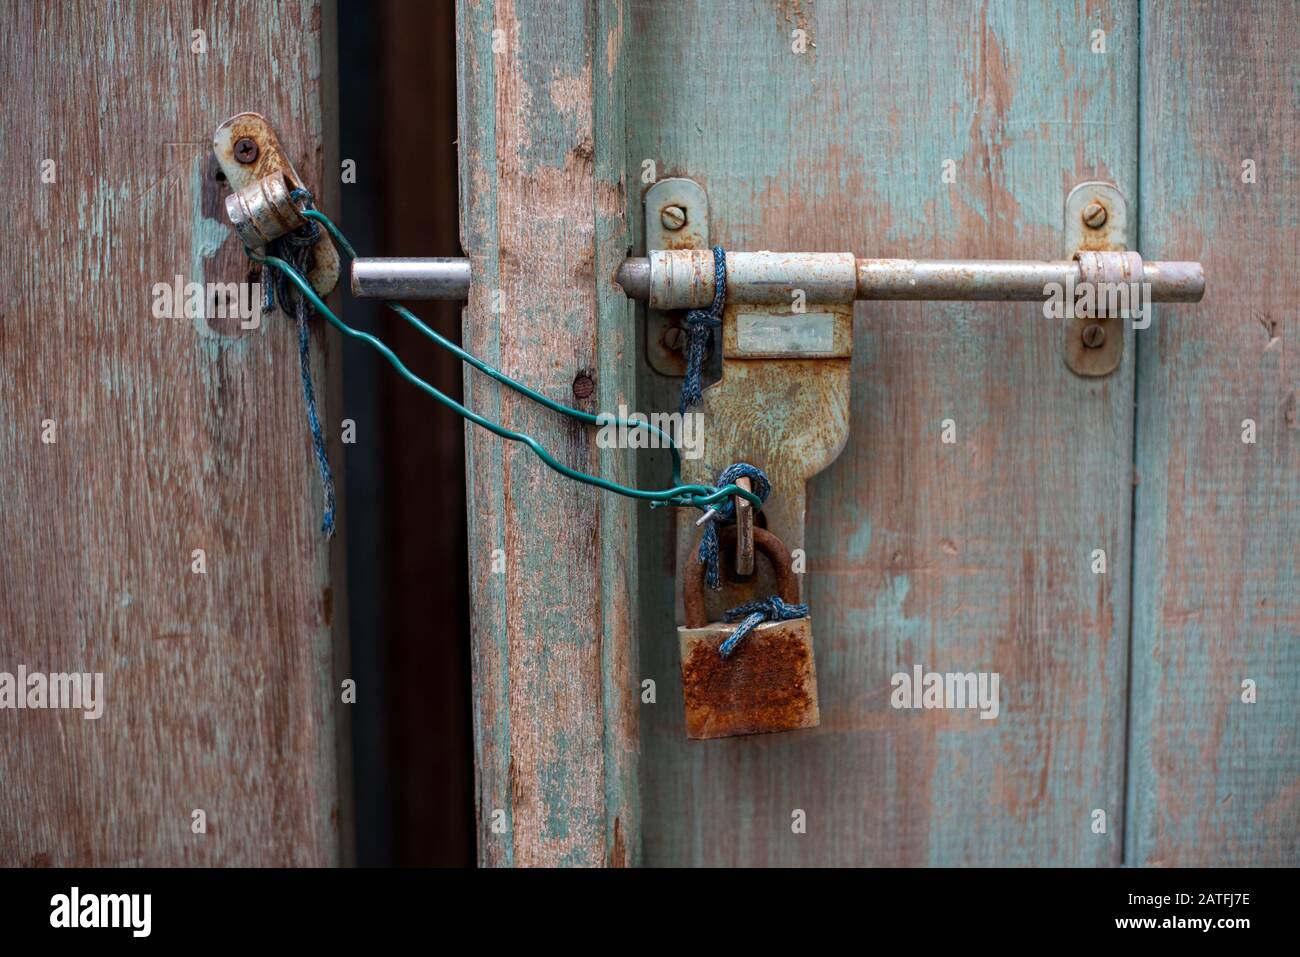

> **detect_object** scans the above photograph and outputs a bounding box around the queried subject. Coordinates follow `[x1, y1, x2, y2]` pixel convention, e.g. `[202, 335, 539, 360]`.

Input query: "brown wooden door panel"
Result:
[0, 0, 341, 866]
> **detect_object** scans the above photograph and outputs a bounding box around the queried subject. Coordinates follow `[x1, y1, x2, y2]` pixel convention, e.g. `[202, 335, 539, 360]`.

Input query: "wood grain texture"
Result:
[0, 0, 342, 864]
[457, 0, 639, 866]
[632, 0, 1139, 865]
[1127, 0, 1300, 866]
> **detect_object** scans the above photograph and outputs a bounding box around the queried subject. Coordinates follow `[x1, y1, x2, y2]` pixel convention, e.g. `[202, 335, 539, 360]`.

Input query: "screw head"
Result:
[1081, 201, 1108, 229]
[233, 137, 260, 164]
[662, 325, 686, 352]
[1082, 323, 1106, 348]
[660, 205, 687, 231]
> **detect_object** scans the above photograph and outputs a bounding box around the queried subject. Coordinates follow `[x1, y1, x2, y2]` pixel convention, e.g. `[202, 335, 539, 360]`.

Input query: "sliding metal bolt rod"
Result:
[856, 258, 1205, 304]
[350, 255, 1204, 305]
[351, 257, 473, 301]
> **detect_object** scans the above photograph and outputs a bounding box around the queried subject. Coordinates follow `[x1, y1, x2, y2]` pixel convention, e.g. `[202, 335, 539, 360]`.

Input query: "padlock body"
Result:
[678, 617, 820, 739]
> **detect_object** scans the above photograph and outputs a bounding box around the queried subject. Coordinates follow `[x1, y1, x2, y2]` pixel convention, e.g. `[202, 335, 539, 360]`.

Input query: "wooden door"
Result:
[0, 1, 342, 865]
[632, 0, 1139, 867]
[1126, 0, 1298, 867]
[6, 0, 1288, 870]
[458, 0, 1296, 866]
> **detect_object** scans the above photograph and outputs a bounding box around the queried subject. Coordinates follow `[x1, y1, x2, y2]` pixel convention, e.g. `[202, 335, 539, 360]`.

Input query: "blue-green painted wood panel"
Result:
[632, 0, 1141, 865]
[1128, 0, 1299, 866]
[458, 0, 639, 866]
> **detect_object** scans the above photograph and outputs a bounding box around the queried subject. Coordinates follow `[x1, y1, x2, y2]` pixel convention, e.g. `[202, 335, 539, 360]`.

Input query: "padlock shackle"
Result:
[683, 526, 800, 628]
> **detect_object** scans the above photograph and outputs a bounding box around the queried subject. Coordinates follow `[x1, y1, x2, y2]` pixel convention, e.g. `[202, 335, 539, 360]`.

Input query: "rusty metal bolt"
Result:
[571, 371, 595, 400]
[1082, 323, 1106, 348]
[660, 205, 687, 231]
[233, 137, 260, 164]
[1081, 201, 1108, 229]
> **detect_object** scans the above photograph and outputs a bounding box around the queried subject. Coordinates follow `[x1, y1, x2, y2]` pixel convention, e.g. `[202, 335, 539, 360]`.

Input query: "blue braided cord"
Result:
[261, 264, 275, 311]
[698, 462, 771, 590]
[719, 595, 809, 658]
[293, 294, 336, 537]
[678, 245, 727, 414]
[267, 191, 336, 538]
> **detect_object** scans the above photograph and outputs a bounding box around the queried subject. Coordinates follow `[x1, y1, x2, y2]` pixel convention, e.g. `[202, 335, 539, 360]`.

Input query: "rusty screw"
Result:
[663, 325, 686, 352]
[1081, 201, 1108, 229]
[660, 205, 687, 231]
[233, 137, 260, 164]
[571, 371, 595, 400]
[1082, 323, 1106, 348]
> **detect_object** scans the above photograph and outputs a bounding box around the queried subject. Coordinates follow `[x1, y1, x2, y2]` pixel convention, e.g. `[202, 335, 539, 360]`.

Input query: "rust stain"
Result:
[1073, 192, 1122, 252]
[677, 477, 822, 744]
[775, 0, 811, 40]
[680, 623, 819, 739]
[683, 527, 798, 628]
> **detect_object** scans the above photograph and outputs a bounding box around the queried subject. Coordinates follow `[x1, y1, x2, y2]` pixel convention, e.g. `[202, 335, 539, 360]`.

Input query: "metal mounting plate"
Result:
[644, 178, 709, 376]
[213, 112, 340, 297]
[1064, 181, 1128, 377]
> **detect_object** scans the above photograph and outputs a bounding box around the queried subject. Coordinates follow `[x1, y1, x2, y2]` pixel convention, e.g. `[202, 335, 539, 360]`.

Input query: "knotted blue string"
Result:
[720, 595, 809, 658]
[697, 462, 771, 590]
[264, 189, 336, 538]
[678, 245, 727, 414]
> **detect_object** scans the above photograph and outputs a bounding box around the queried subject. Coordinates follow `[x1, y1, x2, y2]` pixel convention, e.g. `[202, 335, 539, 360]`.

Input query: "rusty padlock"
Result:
[678, 526, 821, 739]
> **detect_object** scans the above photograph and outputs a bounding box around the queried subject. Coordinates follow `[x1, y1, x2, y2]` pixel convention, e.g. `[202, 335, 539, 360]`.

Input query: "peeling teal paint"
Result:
[635, 0, 1139, 867]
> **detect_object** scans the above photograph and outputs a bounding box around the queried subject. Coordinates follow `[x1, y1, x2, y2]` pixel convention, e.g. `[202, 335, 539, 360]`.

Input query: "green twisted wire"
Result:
[246, 207, 762, 511]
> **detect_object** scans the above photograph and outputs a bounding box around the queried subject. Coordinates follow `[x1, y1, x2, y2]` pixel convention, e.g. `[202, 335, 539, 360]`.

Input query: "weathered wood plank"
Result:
[0, 0, 341, 864]
[457, 0, 638, 866]
[632, 0, 1139, 865]
[1127, 0, 1300, 866]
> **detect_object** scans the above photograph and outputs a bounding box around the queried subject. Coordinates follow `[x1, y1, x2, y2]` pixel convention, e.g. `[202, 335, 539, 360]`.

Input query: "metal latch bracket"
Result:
[1063, 181, 1129, 377]
[213, 112, 339, 298]
[644, 178, 710, 376]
